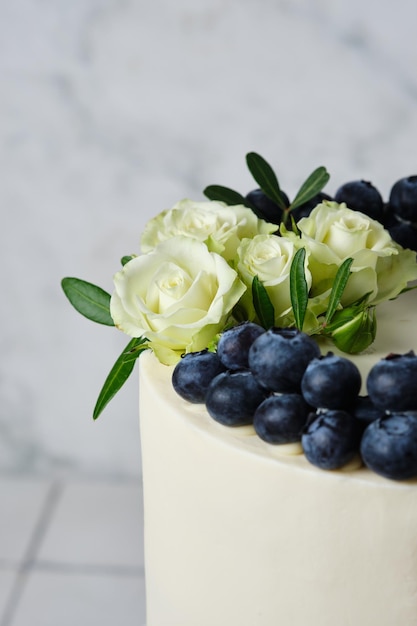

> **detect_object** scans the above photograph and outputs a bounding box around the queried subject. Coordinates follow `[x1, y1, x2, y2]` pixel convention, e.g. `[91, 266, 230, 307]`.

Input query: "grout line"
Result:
[0, 481, 63, 626]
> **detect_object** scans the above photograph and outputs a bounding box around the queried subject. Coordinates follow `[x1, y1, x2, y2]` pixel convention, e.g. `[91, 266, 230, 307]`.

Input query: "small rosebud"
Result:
[331, 307, 376, 353]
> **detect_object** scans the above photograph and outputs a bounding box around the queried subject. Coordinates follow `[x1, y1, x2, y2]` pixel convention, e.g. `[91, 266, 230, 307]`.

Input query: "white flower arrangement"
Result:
[62, 153, 417, 418]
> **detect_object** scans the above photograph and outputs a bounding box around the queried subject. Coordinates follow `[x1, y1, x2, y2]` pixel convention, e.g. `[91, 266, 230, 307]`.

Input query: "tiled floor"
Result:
[0, 478, 146, 626]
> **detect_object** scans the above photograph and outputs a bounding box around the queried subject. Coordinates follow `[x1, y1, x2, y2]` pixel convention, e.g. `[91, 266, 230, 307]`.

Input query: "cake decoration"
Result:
[62, 153, 417, 480]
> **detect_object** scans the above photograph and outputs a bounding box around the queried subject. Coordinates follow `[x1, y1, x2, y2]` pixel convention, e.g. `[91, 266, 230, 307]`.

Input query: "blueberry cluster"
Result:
[172, 324, 417, 482]
[248, 176, 417, 251]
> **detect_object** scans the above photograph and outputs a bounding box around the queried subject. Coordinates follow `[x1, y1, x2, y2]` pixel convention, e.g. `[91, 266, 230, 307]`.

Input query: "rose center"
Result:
[148, 262, 193, 312]
[323, 217, 370, 257]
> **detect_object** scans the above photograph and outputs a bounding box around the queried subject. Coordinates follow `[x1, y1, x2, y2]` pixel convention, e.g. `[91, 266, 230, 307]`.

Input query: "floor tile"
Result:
[0, 479, 52, 564]
[0, 569, 18, 618]
[9, 570, 146, 626]
[36, 481, 144, 568]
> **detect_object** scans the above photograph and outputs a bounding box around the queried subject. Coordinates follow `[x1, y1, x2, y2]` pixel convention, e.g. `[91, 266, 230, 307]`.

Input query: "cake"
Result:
[139, 288, 417, 626]
[61, 154, 417, 626]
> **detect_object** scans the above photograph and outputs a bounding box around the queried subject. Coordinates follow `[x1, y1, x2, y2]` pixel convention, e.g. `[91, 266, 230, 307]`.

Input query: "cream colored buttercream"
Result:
[139, 288, 417, 626]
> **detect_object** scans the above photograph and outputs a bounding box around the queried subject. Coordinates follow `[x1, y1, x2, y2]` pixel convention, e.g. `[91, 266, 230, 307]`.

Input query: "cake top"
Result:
[62, 153, 417, 480]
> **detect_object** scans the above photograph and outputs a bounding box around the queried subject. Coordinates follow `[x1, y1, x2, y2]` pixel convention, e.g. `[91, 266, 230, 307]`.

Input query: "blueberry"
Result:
[248, 328, 321, 393]
[334, 180, 384, 221]
[217, 322, 265, 371]
[367, 351, 417, 412]
[352, 395, 385, 434]
[388, 220, 417, 251]
[388, 175, 417, 223]
[290, 192, 333, 222]
[172, 350, 225, 403]
[205, 370, 266, 426]
[302, 410, 360, 470]
[254, 393, 311, 444]
[301, 352, 361, 410]
[360, 413, 417, 480]
[245, 188, 289, 225]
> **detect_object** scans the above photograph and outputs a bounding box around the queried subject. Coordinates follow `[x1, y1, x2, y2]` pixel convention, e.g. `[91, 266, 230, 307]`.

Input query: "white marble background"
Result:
[1, 0, 417, 478]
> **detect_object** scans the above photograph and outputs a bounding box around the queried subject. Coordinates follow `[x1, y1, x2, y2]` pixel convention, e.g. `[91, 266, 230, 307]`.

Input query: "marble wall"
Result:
[1, 0, 417, 478]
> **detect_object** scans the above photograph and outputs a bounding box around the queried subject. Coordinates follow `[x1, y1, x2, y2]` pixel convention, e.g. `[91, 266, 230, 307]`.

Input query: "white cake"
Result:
[139, 287, 417, 626]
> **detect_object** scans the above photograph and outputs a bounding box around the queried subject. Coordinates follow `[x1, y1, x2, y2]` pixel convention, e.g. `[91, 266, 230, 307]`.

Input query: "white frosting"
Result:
[139, 288, 417, 626]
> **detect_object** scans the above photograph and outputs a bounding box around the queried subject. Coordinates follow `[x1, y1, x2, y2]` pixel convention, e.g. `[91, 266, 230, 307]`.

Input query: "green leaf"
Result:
[122, 337, 149, 362]
[290, 166, 330, 210]
[121, 255, 135, 266]
[203, 185, 250, 207]
[61, 277, 114, 326]
[245, 152, 287, 211]
[325, 258, 353, 324]
[93, 337, 148, 420]
[289, 248, 309, 331]
[252, 275, 275, 329]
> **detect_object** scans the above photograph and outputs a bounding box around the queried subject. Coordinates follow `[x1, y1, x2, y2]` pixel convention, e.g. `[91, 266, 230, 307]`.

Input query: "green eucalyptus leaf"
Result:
[93, 337, 148, 420]
[245, 152, 287, 211]
[203, 185, 250, 207]
[290, 166, 330, 210]
[252, 275, 275, 329]
[61, 277, 114, 326]
[325, 258, 353, 324]
[289, 248, 309, 331]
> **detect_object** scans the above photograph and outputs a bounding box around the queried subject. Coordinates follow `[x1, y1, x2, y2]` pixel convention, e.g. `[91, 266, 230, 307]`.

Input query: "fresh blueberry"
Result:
[217, 322, 265, 371]
[245, 188, 289, 225]
[301, 352, 361, 410]
[334, 180, 384, 221]
[302, 410, 360, 470]
[388, 220, 417, 251]
[172, 350, 225, 403]
[205, 370, 266, 426]
[352, 395, 385, 434]
[388, 175, 417, 223]
[248, 328, 321, 393]
[290, 192, 333, 222]
[254, 393, 311, 444]
[360, 413, 417, 480]
[367, 351, 417, 412]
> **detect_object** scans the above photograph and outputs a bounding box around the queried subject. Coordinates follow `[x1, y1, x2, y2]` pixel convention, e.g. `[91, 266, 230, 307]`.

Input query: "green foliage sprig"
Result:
[204, 151, 330, 226]
[251, 250, 374, 355]
[62, 277, 148, 420]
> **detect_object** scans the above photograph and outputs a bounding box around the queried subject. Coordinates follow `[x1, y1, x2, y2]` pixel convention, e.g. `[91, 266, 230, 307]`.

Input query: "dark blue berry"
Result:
[254, 393, 311, 444]
[172, 350, 225, 403]
[301, 352, 361, 410]
[388, 220, 417, 251]
[205, 370, 266, 426]
[367, 351, 417, 412]
[302, 410, 360, 470]
[334, 180, 384, 221]
[360, 413, 417, 480]
[352, 395, 385, 434]
[248, 328, 321, 393]
[217, 322, 265, 371]
[290, 192, 333, 222]
[246, 188, 289, 225]
[388, 175, 417, 223]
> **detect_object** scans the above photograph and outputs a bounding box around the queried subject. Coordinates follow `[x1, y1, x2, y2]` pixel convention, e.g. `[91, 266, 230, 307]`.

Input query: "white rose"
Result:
[140, 199, 276, 261]
[110, 236, 246, 364]
[236, 234, 311, 324]
[297, 202, 417, 305]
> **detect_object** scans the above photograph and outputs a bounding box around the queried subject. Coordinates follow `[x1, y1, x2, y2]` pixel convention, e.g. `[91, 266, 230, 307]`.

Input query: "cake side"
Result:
[139, 289, 417, 626]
